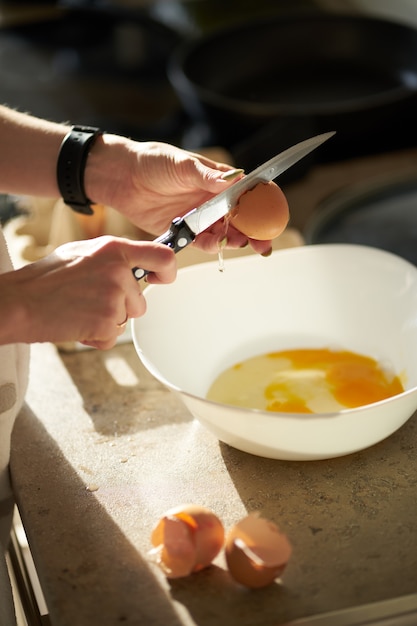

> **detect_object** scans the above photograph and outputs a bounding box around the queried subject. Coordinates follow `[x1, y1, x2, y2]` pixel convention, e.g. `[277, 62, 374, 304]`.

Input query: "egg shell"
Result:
[151, 504, 225, 578]
[225, 512, 292, 589]
[229, 180, 289, 240]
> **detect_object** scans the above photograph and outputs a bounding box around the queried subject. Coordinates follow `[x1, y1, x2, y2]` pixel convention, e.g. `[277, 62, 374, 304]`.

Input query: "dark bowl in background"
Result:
[169, 13, 417, 173]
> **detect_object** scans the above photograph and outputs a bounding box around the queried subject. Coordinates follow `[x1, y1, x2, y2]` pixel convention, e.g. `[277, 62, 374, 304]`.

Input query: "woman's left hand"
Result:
[85, 137, 274, 255]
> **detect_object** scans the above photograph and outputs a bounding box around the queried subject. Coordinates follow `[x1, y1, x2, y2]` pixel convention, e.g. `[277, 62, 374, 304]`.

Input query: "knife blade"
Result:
[132, 130, 335, 280]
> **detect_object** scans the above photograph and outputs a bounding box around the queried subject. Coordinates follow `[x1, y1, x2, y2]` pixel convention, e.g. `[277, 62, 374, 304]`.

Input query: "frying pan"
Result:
[169, 13, 417, 171]
[304, 173, 417, 266]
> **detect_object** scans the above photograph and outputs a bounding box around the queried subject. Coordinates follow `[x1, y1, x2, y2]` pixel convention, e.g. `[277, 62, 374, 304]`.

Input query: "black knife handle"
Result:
[132, 217, 196, 281]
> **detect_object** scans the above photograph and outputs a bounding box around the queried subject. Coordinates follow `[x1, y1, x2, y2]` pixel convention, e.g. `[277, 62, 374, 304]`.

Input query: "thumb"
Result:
[196, 164, 245, 193]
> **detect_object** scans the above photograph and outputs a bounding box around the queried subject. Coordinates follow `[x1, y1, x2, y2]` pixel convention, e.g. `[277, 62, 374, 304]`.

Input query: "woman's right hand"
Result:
[0, 236, 176, 350]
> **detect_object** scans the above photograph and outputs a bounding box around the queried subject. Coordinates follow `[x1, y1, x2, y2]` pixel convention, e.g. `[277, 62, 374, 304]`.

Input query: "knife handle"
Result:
[132, 217, 195, 281]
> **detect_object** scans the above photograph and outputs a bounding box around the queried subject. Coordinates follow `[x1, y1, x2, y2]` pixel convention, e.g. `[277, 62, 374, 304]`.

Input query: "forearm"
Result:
[0, 104, 133, 207]
[0, 105, 70, 198]
[0, 104, 250, 245]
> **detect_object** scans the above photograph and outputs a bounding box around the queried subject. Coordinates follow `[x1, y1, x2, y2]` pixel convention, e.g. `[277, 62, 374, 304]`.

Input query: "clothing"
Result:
[0, 550, 16, 626]
[0, 227, 30, 625]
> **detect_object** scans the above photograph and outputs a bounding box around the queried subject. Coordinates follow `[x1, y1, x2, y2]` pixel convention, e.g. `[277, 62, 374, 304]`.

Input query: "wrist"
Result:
[83, 132, 132, 210]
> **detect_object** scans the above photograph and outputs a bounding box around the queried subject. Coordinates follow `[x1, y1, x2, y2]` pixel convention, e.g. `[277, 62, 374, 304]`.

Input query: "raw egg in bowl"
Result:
[132, 244, 417, 461]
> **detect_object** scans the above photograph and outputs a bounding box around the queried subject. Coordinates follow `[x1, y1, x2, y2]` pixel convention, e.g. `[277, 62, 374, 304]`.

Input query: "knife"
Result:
[132, 130, 335, 280]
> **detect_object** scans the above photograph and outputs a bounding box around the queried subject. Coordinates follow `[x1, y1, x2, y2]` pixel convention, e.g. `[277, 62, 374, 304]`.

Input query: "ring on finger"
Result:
[116, 313, 129, 329]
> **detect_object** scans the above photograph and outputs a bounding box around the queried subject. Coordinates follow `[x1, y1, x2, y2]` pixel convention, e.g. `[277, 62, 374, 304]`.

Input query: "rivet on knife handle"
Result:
[132, 217, 196, 281]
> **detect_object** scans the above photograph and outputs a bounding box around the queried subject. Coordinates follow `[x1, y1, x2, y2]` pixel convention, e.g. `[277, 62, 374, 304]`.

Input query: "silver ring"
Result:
[116, 313, 129, 329]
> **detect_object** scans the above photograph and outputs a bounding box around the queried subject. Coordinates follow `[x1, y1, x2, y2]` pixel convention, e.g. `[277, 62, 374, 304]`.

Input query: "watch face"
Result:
[72, 126, 102, 134]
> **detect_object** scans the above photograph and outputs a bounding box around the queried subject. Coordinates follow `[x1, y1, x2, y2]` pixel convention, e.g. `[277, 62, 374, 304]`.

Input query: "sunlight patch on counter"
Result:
[103, 354, 139, 387]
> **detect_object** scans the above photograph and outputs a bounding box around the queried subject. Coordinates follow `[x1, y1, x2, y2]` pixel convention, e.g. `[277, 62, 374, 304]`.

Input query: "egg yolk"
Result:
[206, 348, 404, 413]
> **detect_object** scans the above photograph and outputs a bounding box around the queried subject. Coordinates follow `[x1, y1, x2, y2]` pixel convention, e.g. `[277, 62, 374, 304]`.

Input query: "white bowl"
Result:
[132, 244, 417, 460]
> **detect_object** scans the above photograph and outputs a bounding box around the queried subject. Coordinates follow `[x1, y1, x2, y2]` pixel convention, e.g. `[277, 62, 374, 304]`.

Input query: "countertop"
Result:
[8, 149, 417, 625]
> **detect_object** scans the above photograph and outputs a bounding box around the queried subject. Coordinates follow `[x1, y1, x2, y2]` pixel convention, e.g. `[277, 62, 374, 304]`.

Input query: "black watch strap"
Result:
[57, 125, 103, 215]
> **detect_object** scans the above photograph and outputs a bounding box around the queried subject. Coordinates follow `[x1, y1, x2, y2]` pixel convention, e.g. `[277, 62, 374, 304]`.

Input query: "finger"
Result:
[247, 238, 274, 256]
[219, 224, 250, 249]
[116, 312, 129, 331]
[120, 240, 177, 285]
[80, 337, 118, 350]
[190, 158, 245, 192]
[193, 220, 246, 254]
[78, 282, 144, 347]
[121, 275, 145, 320]
[188, 151, 233, 170]
[80, 323, 122, 349]
[194, 230, 227, 254]
[80, 307, 137, 349]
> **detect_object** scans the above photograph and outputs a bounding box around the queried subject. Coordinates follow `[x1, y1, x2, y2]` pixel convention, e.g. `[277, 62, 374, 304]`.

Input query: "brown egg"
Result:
[229, 180, 289, 240]
[150, 504, 225, 578]
[225, 512, 292, 588]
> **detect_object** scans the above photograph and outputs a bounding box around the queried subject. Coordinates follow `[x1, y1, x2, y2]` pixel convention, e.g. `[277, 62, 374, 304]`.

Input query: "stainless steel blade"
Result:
[184, 131, 335, 236]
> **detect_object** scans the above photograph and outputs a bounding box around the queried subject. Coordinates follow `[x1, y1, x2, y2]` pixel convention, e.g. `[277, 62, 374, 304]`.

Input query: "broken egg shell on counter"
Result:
[229, 180, 289, 240]
[225, 512, 292, 589]
[150, 504, 225, 579]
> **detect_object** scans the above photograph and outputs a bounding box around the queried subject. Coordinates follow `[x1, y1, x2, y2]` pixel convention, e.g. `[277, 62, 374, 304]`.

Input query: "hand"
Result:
[0, 236, 176, 350]
[86, 138, 274, 256]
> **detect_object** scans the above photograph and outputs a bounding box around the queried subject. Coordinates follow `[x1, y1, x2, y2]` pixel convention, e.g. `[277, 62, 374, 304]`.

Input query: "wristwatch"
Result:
[56, 125, 103, 215]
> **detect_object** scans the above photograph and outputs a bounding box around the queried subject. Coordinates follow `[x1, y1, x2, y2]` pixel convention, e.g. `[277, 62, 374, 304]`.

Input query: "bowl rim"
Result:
[132, 242, 417, 418]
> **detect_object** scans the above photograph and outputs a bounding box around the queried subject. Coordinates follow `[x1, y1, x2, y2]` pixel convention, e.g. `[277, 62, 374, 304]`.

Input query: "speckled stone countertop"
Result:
[9, 150, 417, 625]
[10, 339, 417, 626]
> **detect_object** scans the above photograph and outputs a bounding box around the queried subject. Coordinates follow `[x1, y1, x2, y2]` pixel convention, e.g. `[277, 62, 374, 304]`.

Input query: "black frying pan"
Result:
[304, 174, 417, 267]
[169, 13, 417, 171]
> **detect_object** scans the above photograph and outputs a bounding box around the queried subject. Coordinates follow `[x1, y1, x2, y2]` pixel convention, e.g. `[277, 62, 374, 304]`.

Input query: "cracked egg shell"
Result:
[229, 180, 289, 240]
[150, 504, 224, 579]
[225, 512, 292, 588]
